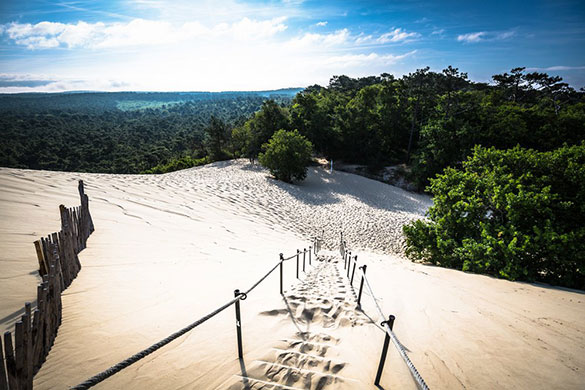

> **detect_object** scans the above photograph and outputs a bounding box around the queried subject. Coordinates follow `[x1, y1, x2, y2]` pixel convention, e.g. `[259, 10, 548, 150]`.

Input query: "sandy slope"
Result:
[0, 160, 583, 389]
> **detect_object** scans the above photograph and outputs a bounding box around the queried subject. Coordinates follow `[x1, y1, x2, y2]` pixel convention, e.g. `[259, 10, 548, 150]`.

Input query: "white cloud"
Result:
[1, 17, 289, 49]
[353, 28, 419, 45]
[286, 29, 350, 49]
[316, 21, 328, 27]
[457, 31, 485, 43]
[525, 65, 585, 71]
[377, 28, 419, 43]
[496, 31, 516, 40]
[320, 51, 416, 68]
[431, 28, 445, 35]
[457, 30, 516, 43]
[0, 17, 418, 92]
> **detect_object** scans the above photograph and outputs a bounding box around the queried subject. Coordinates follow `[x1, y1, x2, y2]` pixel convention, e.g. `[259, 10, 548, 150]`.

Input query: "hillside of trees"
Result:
[1, 68, 583, 183]
[230, 67, 584, 189]
[0, 91, 298, 173]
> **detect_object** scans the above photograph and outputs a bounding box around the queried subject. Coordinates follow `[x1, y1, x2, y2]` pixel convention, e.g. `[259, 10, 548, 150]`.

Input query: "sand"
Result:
[0, 160, 583, 389]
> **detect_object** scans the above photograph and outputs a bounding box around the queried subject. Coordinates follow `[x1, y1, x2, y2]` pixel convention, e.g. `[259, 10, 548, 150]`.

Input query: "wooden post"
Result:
[350, 256, 357, 285]
[24, 304, 32, 390]
[34, 240, 47, 277]
[296, 250, 300, 279]
[302, 249, 306, 272]
[0, 335, 8, 390]
[279, 254, 284, 295]
[32, 308, 42, 374]
[3, 332, 17, 390]
[357, 265, 367, 306]
[308, 246, 311, 265]
[374, 315, 396, 386]
[234, 290, 243, 359]
[347, 252, 352, 278]
[14, 321, 24, 388]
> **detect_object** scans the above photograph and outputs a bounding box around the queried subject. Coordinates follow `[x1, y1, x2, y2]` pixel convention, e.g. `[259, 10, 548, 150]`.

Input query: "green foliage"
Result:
[403, 144, 585, 289]
[0, 92, 294, 173]
[258, 129, 313, 183]
[142, 156, 209, 174]
[231, 100, 290, 160]
[204, 115, 231, 161]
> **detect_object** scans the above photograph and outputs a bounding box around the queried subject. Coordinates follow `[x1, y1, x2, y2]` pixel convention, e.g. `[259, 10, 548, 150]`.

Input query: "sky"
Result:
[0, 0, 584, 92]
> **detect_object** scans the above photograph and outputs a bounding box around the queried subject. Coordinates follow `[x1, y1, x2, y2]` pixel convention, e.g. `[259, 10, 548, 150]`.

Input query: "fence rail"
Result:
[1, 180, 94, 390]
[72, 239, 320, 390]
[340, 232, 430, 390]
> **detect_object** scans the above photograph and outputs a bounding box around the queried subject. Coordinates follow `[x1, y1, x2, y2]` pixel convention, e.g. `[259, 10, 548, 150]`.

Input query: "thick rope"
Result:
[72, 249, 303, 389]
[359, 267, 430, 390]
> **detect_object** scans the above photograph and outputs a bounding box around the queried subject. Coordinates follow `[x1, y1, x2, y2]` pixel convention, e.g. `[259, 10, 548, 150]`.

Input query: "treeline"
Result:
[0, 93, 293, 173]
[227, 67, 585, 189]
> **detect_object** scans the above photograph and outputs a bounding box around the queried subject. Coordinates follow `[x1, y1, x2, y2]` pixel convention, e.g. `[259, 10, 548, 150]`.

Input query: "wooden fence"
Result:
[1, 180, 94, 390]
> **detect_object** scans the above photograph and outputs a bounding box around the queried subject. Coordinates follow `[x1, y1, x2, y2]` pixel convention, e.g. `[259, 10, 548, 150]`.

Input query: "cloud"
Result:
[377, 28, 419, 43]
[457, 31, 486, 43]
[457, 30, 516, 43]
[353, 28, 419, 45]
[320, 51, 416, 68]
[286, 28, 350, 49]
[431, 28, 445, 36]
[316, 21, 328, 27]
[0, 73, 131, 92]
[1, 17, 288, 49]
[525, 65, 585, 71]
[496, 31, 516, 40]
[0, 16, 418, 92]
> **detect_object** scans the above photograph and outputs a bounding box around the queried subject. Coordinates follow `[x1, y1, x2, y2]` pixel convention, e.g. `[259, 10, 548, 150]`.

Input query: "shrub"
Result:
[403, 144, 585, 290]
[259, 129, 313, 183]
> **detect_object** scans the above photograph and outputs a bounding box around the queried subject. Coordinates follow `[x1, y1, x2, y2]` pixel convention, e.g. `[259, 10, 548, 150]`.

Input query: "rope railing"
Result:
[71, 239, 320, 390]
[340, 233, 430, 390]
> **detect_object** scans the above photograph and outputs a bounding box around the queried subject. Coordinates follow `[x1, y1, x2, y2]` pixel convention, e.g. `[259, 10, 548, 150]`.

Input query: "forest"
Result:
[0, 90, 298, 173]
[230, 67, 585, 189]
[1, 69, 583, 182]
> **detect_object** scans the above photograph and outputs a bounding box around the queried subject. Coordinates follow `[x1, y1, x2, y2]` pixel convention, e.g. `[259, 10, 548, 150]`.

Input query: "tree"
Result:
[232, 99, 290, 161]
[204, 115, 230, 161]
[259, 129, 313, 183]
[403, 144, 585, 289]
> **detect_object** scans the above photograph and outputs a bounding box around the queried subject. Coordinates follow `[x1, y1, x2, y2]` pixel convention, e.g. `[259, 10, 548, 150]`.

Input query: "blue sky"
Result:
[0, 0, 583, 92]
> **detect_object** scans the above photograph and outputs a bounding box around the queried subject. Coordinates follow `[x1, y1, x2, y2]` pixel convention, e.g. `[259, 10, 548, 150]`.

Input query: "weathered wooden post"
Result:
[344, 250, 348, 269]
[0, 335, 8, 390]
[357, 265, 367, 306]
[374, 315, 396, 386]
[279, 254, 284, 295]
[350, 256, 357, 285]
[296, 249, 300, 279]
[4, 332, 17, 390]
[303, 249, 306, 272]
[308, 246, 312, 265]
[24, 303, 33, 390]
[14, 321, 24, 388]
[234, 290, 244, 359]
[347, 252, 352, 277]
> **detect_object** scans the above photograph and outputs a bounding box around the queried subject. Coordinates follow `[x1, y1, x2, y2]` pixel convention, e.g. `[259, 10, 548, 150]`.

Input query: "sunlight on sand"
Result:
[0, 161, 583, 389]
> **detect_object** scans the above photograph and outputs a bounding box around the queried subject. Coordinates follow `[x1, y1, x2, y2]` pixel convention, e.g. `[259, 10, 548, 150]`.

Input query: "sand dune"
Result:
[0, 160, 583, 389]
